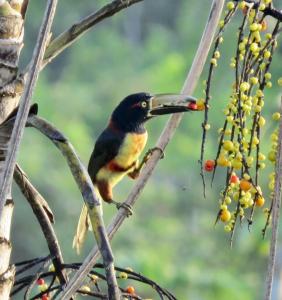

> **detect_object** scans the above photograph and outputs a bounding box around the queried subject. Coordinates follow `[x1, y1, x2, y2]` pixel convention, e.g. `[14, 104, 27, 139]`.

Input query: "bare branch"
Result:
[264, 97, 282, 300]
[0, 0, 58, 220]
[27, 115, 120, 299]
[13, 164, 67, 285]
[42, 0, 144, 68]
[59, 0, 225, 298]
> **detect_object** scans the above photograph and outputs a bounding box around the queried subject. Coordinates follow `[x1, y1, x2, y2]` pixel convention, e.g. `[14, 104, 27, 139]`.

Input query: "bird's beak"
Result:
[148, 94, 198, 116]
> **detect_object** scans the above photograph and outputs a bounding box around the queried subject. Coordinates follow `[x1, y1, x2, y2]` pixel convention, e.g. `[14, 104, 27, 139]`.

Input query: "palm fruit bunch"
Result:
[200, 0, 281, 243]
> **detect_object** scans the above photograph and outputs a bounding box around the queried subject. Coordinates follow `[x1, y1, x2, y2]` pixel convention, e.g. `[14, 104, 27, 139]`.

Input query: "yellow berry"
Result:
[217, 155, 229, 167]
[254, 105, 261, 113]
[246, 156, 254, 166]
[266, 33, 272, 39]
[250, 23, 259, 31]
[250, 77, 258, 85]
[227, 1, 235, 10]
[259, 4, 266, 10]
[250, 42, 258, 52]
[268, 151, 276, 162]
[220, 210, 231, 222]
[232, 159, 242, 170]
[266, 81, 272, 88]
[258, 116, 266, 127]
[238, 1, 246, 9]
[256, 196, 265, 207]
[223, 140, 234, 151]
[224, 225, 232, 232]
[119, 272, 128, 279]
[258, 153, 266, 161]
[259, 162, 266, 169]
[264, 50, 271, 59]
[204, 124, 211, 130]
[210, 58, 217, 66]
[272, 112, 280, 121]
[39, 284, 48, 292]
[256, 89, 264, 97]
[263, 0, 272, 4]
[230, 62, 236, 68]
[239, 42, 245, 51]
[240, 82, 250, 92]
[265, 72, 272, 80]
[80, 285, 91, 293]
[214, 51, 220, 59]
[48, 264, 55, 272]
[219, 20, 225, 28]
[278, 78, 282, 86]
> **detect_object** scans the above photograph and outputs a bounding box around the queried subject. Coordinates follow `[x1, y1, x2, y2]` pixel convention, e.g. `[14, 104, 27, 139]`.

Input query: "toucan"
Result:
[73, 92, 198, 253]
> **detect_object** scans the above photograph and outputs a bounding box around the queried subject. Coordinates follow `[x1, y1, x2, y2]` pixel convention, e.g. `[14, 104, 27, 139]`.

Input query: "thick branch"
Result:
[27, 115, 120, 300]
[0, 0, 58, 220]
[264, 98, 282, 300]
[42, 0, 143, 68]
[13, 164, 67, 285]
[59, 0, 225, 298]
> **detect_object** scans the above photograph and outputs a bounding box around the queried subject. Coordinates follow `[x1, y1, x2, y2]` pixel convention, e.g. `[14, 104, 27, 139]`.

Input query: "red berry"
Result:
[204, 160, 215, 172]
[230, 174, 239, 184]
[187, 102, 198, 110]
[37, 278, 45, 285]
[41, 294, 48, 300]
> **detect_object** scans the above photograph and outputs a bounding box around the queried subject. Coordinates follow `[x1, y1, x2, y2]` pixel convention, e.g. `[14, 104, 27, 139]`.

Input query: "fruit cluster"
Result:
[200, 0, 281, 242]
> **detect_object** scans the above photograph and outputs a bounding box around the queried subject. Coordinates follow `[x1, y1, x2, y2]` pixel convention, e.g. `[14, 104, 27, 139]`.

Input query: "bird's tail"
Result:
[72, 203, 91, 254]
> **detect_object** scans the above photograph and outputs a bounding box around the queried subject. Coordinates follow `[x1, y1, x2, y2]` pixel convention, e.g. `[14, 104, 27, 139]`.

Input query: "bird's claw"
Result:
[144, 147, 165, 162]
[114, 201, 133, 217]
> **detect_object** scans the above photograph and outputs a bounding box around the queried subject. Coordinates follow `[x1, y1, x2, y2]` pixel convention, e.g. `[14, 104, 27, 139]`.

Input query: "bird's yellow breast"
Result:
[115, 131, 148, 168]
[96, 131, 148, 187]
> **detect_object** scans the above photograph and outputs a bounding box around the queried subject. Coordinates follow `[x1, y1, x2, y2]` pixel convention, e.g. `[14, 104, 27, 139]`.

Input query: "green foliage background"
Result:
[11, 0, 282, 299]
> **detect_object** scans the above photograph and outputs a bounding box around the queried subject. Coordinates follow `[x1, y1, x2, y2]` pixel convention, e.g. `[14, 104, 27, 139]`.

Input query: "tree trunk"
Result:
[0, 0, 25, 298]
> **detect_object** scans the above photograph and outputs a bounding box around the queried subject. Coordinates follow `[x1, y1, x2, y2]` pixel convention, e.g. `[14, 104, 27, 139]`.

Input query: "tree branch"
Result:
[42, 0, 144, 68]
[59, 0, 225, 298]
[27, 115, 120, 299]
[0, 0, 58, 220]
[264, 98, 282, 300]
[13, 164, 67, 285]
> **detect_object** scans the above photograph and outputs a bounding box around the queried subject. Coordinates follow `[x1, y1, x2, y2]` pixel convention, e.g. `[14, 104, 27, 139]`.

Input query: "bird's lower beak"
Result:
[148, 94, 198, 116]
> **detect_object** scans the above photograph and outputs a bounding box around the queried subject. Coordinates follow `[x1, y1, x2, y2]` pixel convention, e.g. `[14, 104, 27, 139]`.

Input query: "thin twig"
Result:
[59, 1, 225, 298]
[264, 97, 282, 300]
[27, 115, 120, 299]
[42, 0, 144, 68]
[0, 0, 58, 219]
[13, 164, 67, 285]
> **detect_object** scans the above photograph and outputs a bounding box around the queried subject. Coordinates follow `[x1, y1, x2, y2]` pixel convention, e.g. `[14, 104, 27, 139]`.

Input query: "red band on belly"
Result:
[107, 161, 135, 172]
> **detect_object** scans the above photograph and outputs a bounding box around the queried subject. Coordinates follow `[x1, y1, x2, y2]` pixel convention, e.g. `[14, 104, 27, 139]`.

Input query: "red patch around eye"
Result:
[131, 103, 141, 108]
[187, 102, 198, 110]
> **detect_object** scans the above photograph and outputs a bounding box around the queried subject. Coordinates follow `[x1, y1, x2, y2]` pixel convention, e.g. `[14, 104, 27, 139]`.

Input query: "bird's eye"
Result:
[141, 101, 147, 108]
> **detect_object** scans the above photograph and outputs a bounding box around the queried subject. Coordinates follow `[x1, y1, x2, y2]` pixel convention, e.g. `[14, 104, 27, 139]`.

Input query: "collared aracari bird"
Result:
[73, 92, 197, 253]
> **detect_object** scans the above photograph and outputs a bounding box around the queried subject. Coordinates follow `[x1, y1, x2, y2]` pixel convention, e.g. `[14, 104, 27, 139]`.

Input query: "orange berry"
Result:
[220, 210, 231, 222]
[204, 160, 215, 172]
[256, 196, 265, 207]
[240, 179, 252, 191]
[125, 286, 135, 295]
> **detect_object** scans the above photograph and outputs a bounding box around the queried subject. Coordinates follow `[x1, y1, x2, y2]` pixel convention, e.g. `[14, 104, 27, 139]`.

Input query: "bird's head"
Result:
[111, 92, 198, 132]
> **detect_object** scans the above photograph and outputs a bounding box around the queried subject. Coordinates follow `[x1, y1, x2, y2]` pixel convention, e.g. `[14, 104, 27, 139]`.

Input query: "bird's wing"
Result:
[88, 127, 124, 181]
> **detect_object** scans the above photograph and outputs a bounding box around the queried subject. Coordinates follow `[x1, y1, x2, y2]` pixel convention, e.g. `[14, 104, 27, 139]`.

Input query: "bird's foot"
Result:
[144, 147, 165, 162]
[112, 200, 133, 217]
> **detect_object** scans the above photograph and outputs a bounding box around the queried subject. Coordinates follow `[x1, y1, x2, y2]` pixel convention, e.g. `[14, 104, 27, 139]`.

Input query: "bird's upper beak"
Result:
[148, 94, 198, 116]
